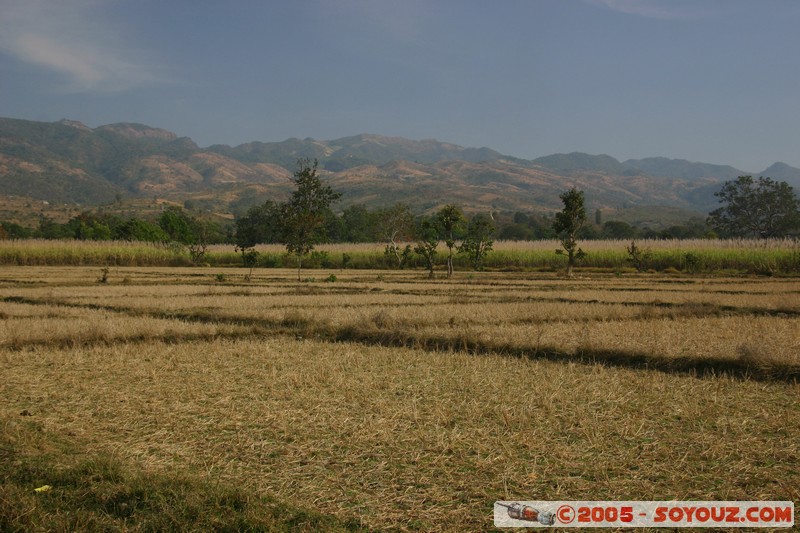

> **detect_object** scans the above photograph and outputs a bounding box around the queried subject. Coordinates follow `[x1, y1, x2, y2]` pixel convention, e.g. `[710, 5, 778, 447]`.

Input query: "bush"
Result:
[683, 252, 701, 273]
[303, 251, 331, 268]
[626, 240, 652, 272]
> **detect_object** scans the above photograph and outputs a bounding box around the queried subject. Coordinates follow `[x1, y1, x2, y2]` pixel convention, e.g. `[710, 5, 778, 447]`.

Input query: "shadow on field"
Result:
[3, 295, 799, 384]
[328, 325, 800, 384]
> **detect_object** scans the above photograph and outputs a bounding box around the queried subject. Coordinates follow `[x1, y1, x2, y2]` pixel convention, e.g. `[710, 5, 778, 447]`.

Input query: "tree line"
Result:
[234, 163, 800, 279]
[232, 160, 496, 279]
[2, 162, 798, 277]
[0, 207, 224, 245]
[0, 202, 713, 245]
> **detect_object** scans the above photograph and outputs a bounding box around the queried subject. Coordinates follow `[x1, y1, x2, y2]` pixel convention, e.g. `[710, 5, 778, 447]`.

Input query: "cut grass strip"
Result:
[3, 294, 799, 382]
[3, 337, 797, 531]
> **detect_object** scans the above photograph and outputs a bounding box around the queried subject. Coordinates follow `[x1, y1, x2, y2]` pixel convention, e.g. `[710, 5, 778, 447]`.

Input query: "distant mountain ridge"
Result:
[208, 133, 507, 171]
[761, 162, 800, 186]
[534, 152, 633, 175]
[623, 157, 747, 183]
[1, 117, 797, 217]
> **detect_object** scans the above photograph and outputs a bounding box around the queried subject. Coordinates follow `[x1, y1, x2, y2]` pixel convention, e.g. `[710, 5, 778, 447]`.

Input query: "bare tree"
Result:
[458, 213, 495, 270]
[378, 203, 415, 268]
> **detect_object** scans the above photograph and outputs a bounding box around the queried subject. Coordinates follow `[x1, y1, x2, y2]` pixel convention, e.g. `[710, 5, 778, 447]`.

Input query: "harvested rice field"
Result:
[1, 266, 799, 531]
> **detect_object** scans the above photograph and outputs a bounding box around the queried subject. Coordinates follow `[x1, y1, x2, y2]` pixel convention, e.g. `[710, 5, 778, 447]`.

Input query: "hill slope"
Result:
[534, 152, 632, 175]
[759, 162, 800, 189]
[3, 117, 790, 218]
[623, 157, 745, 181]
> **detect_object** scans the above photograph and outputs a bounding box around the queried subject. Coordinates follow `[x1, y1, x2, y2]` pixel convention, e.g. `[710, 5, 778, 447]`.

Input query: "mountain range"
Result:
[2, 117, 798, 220]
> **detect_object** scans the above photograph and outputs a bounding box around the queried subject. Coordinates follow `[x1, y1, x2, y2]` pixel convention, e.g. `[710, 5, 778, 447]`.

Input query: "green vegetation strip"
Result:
[0, 418, 367, 533]
[1, 239, 799, 274]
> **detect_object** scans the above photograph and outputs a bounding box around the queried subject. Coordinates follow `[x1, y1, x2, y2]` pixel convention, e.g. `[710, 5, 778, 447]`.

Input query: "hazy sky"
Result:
[1, 0, 798, 170]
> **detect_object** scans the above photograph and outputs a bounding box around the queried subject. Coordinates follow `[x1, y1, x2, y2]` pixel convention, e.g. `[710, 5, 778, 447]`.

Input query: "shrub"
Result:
[626, 240, 652, 272]
[683, 252, 701, 273]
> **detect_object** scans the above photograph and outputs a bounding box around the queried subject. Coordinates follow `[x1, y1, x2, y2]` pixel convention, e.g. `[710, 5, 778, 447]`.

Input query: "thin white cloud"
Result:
[0, 0, 167, 92]
[585, 0, 697, 19]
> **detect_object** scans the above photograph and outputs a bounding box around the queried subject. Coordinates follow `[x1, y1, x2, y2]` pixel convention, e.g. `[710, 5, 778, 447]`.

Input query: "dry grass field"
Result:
[1, 266, 799, 531]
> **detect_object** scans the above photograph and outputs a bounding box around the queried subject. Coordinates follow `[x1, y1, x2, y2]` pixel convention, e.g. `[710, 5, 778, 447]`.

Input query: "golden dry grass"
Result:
[1, 266, 798, 531]
[2, 337, 798, 531]
[3, 267, 798, 369]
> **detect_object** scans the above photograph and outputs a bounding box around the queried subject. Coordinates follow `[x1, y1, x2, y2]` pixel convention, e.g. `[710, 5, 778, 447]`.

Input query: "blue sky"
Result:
[1, 0, 798, 171]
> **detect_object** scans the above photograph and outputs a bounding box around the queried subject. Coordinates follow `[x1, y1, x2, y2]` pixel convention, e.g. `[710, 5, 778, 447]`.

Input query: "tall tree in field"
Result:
[281, 159, 341, 280]
[707, 175, 800, 238]
[437, 204, 464, 278]
[458, 213, 495, 270]
[414, 216, 440, 279]
[553, 188, 587, 277]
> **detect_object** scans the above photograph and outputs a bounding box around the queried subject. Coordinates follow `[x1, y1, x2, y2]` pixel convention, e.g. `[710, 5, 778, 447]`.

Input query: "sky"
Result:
[0, 0, 798, 171]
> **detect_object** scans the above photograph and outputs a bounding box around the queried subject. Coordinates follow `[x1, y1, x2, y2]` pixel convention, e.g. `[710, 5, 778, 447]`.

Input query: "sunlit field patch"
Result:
[1, 266, 798, 531]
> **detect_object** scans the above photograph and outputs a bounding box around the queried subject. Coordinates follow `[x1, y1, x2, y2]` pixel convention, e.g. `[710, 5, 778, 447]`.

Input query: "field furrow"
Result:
[1, 266, 798, 531]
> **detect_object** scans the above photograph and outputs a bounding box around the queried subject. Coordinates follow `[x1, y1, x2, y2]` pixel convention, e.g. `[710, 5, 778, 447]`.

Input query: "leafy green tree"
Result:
[0, 221, 32, 239]
[437, 204, 464, 278]
[553, 188, 587, 277]
[340, 204, 379, 242]
[281, 159, 342, 280]
[234, 201, 282, 249]
[158, 206, 196, 244]
[527, 213, 558, 239]
[707, 176, 800, 238]
[65, 213, 111, 241]
[458, 213, 495, 270]
[498, 212, 556, 240]
[659, 217, 713, 239]
[577, 223, 600, 240]
[498, 223, 532, 241]
[35, 217, 71, 239]
[322, 208, 344, 243]
[112, 218, 169, 242]
[158, 206, 219, 263]
[513, 212, 529, 225]
[601, 220, 637, 239]
[414, 216, 440, 279]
